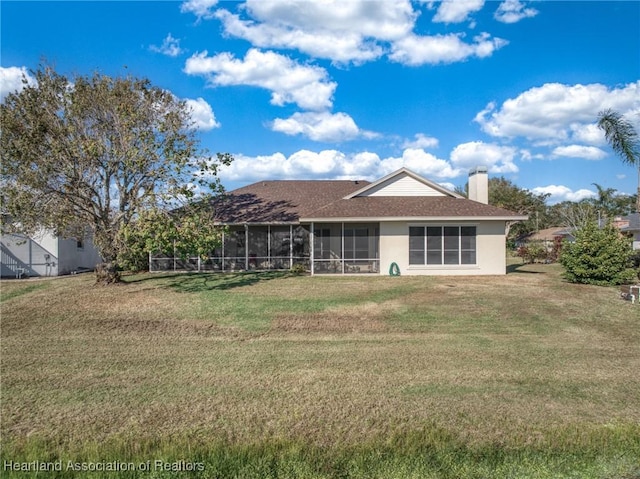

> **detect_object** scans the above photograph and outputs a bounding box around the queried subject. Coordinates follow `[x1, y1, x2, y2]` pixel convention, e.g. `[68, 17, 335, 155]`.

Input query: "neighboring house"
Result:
[151, 167, 527, 276]
[618, 213, 640, 250]
[516, 227, 575, 248]
[1, 229, 101, 278]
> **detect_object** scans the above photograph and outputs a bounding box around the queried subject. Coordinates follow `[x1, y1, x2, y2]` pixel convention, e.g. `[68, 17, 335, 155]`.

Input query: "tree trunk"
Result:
[95, 262, 121, 285]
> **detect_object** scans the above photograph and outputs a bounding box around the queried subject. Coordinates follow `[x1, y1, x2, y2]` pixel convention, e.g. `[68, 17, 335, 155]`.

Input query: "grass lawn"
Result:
[1, 264, 639, 478]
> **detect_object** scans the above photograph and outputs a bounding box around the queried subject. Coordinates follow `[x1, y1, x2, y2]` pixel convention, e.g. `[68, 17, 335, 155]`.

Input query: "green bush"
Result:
[559, 221, 637, 285]
[290, 263, 308, 275]
[517, 240, 548, 264]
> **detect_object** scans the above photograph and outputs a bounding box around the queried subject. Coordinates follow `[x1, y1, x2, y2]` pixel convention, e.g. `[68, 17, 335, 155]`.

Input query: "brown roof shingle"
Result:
[213, 179, 525, 223]
[213, 180, 368, 224]
[302, 196, 525, 220]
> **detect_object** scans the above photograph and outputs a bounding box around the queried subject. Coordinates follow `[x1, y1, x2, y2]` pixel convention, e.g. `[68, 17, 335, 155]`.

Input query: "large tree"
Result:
[488, 177, 550, 238]
[456, 176, 550, 239]
[1, 65, 231, 283]
[597, 109, 640, 212]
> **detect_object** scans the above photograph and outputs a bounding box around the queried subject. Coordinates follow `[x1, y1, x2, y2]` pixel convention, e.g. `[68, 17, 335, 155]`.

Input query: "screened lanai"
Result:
[149, 222, 380, 274]
[149, 224, 310, 272]
[311, 223, 379, 274]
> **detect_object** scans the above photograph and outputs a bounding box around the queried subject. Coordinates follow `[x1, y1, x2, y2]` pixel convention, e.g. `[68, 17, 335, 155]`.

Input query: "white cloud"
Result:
[433, 0, 484, 23]
[180, 0, 218, 19]
[271, 111, 377, 143]
[569, 123, 607, 146]
[150, 34, 184, 57]
[214, 0, 416, 65]
[389, 32, 508, 66]
[530, 185, 596, 203]
[219, 150, 365, 182]
[184, 48, 336, 111]
[184, 97, 220, 130]
[381, 148, 463, 178]
[218, 152, 286, 182]
[402, 133, 439, 149]
[450, 141, 519, 174]
[338, 152, 382, 178]
[218, 147, 463, 184]
[0, 66, 35, 102]
[289, 149, 342, 175]
[438, 182, 457, 192]
[494, 0, 538, 24]
[474, 81, 640, 141]
[520, 150, 545, 162]
[212, 0, 510, 67]
[551, 145, 607, 161]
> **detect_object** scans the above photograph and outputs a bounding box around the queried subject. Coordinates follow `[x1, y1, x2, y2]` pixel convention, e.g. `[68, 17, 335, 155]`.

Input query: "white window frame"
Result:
[409, 225, 477, 267]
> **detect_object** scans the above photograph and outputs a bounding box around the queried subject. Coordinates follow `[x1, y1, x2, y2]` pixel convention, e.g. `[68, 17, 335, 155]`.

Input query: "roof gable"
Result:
[346, 168, 462, 199]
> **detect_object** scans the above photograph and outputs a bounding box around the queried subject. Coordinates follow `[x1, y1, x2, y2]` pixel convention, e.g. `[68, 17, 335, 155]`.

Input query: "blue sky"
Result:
[1, 1, 639, 202]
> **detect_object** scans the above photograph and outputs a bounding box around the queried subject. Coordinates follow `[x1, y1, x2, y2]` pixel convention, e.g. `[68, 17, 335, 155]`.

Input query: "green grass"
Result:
[0, 281, 49, 302]
[1, 265, 639, 478]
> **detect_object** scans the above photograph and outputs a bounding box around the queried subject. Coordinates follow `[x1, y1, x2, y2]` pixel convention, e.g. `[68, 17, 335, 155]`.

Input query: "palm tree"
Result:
[597, 109, 640, 213]
[591, 182, 617, 221]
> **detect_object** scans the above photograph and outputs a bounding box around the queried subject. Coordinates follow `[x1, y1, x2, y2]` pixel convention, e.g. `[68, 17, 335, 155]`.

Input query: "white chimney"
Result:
[468, 166, 488, 204]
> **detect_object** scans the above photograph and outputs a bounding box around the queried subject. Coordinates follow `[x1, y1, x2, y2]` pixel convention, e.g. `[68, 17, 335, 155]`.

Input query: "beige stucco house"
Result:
[151, 167, 526, 276]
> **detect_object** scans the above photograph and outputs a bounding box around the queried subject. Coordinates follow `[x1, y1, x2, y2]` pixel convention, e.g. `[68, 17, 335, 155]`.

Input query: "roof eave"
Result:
[300, 215, 529, 222]
[214, 221, 300, 226]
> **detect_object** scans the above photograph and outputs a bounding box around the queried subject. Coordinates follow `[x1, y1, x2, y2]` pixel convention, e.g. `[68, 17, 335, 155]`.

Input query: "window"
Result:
[409, 226, 476, 266]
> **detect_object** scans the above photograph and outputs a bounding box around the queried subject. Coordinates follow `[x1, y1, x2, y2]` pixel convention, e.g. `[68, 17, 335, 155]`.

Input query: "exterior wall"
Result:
[1, 230, 101, 278]
[57, 234, 102, 275]
[379, 220, 508, 276]
[1, 231, 60, 277]
[358, 172, 445, 197]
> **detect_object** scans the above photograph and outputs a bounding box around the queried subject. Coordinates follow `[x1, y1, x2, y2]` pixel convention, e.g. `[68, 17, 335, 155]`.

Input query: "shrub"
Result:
[547, 236, 564, 263]
[517, 240, 548, 264]
[559, 221, 637, 286]
[290, 263, 308, 275]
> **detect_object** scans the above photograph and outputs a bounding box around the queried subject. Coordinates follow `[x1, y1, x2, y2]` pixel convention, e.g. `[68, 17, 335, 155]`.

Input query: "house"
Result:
[617, 213, 640, 250]
[516, 226, 575, 248]
[1, 229, 101, 278]
[151, 167, 527, 276]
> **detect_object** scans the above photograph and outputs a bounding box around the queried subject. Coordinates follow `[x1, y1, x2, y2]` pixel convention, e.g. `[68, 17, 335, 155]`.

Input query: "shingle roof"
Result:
[213, 180, 368, 224]
[518, 226, 575, 242]
[213, 178, 525, 224]
[620, 213, 640, 232]
[301, 196, 525, 220]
